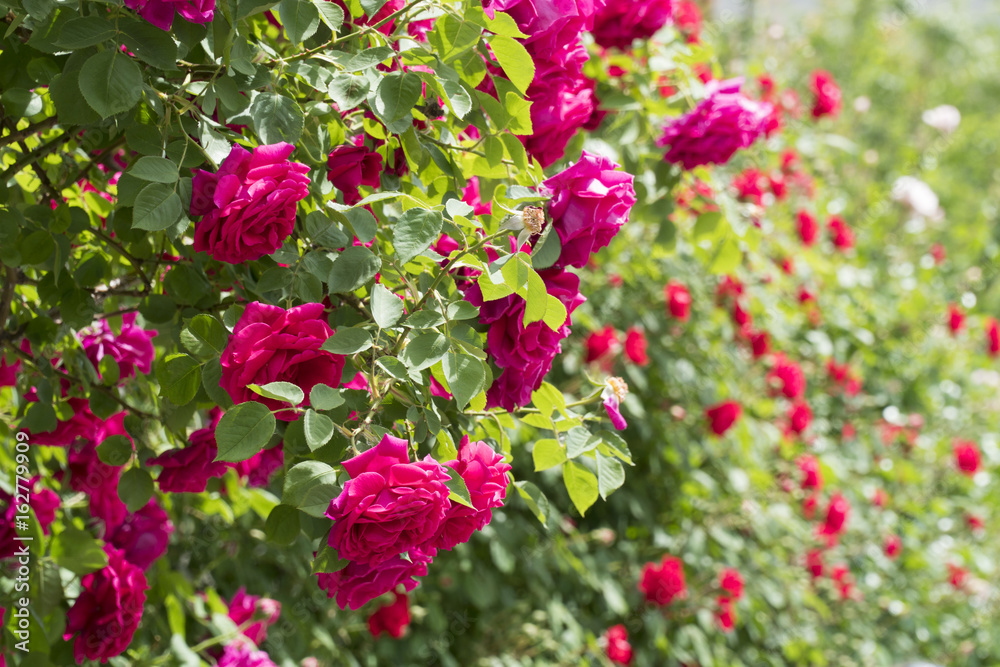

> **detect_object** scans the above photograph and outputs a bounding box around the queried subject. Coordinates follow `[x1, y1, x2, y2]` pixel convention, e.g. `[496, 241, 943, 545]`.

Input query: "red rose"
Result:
[368, 592, 410, 639]
[585, 325, 620, 364]
[954, 439, 981, 476]
[986, 317, 999, 355]
[624, 327, 649, 366]
[705, 401, 741, 436]
[809, 70, 842, 119]
[828, 215, 854, 250]
[884, 534, 902, 559]
[604, 624, 633, 665]
[948, 304, 965, 334]
[715, 596, 736, 631]
[327, 144, 383, 205]
[797, 455, 823, 490]
[638, 555, 686, 606]
[767, 353, 806, 399]
[796, 210, 818, 246]
[719, 568, 744, 600]
[665, 280, 692, 321]
[819, 493, 850, 537]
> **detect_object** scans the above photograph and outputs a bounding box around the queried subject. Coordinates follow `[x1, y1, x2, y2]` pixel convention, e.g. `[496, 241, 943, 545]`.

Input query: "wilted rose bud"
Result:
[522, 206, 545, 235]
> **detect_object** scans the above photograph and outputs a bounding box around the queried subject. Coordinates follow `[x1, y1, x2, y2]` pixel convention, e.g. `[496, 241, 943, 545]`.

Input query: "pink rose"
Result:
[191, 143, 310, 264]
[542, 151, 636, 268]
[218, 642, 279, 667]
[229, 444, 285, 487]
[433, 438, 511, 550]
[0, 479, 59, 559]
[123, 0, 213, 30]
[658, 78, 772, 169]
[326, 435, 451, 565]
[228, 588, 281, 645]
[367, 592, 410, 638]
[109, 500, 173, 570]
[465, 266, 585, 411]
[68, 435, 129, 529]
[81, 312, 157, 380]
[148, 410, 229, 493]
[501, 0, 604, 53]
[522, 44, 596, 168]
[220, 302, 346, 421]
[326, 144, 383, 205]
[592, 0, 673, 50]
[64, 545, 149, 664]
[316, 547, 434, 610]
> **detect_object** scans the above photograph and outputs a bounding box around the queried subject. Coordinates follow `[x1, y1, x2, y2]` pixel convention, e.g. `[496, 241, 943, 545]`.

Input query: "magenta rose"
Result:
[326, 144, 383, 205]
[148, 410, 229, 492]
[123, 0, 213, 30]
[325, 434, 451, 566]
[218, 642, 279, 667]
[592, 0, 673, 50]
[228, 588, 281, 645]
[81, 312, 157, 380]
[219, 302, 346, 421]
[64, 545, 149, 664]
[658, 78, 773, 170]
[328, 0, 404, 34]
[542, 151, 637, 268]
[522, 44, 596, 168]
[316, 547, 434, 610]
[433, 438, 511, 550]
[0, 351, 18, 387]
[67, 435, 129, 530]
[109, 499, 173, 570]
[0, 479, 59, 559]
[30, 397, 100, 447]
[191, 142, 310, 264]
[501, 0, 604, 53]
[229, 443, 285, 487]
[465, 266, 585, 411]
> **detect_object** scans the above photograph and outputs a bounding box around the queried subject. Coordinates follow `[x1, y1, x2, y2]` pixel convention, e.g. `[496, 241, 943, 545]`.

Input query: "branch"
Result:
[0, 262, 15, 334]
[0, 117, 58, 150]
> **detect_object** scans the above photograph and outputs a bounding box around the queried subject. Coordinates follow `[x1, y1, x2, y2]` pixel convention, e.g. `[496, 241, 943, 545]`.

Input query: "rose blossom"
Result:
[809, 70, 842, 119]
[638, 555, 686, 606]
[601, 377, 629, 431]
[229, 444, 285, 487]
[148, 410, 229, 492]
[433, 437, 511, 550]
[715, 596, 736, 631]
[786, 401, 813, 436]
[68, 438, 129, 530]
[368, 592, 410, 639]
[719, 568, 744, 600]
[217, 642, 279, 667]
[191, 142, 310, 264]
[796, 210, 818, 246]
[109, 500, 173, 570]
[672, 0, 700, 42]
[465, 265, 585, 411]
[522, 44, 596, 168]
[79, 313, 156, 380]
[585, 326, 620, 364]
[498, 0, 602, 54]
[954, 439, 981, 476]
[665, 280, 692, 321]
[604, 624, 633, 665]
[806, 549, 824, 578]
[0, 479, 58, 559]
[591, 0, 673, 50]
[819, 493, 850, 537]
[316, 548, 433, 610]
[541, 151, 637, 268]
[220, 302, 346, 421]
[705, 401, 741, 436]
[948, 304, 965, 334]
[797, 455, 823, 491]
[624, 327, 649, 366]
[987, 317, 1000, 356]
[327, 144, 383, 205]
[326, 434, 451, 565]
[228, 588, 281, 645]
[64, 545, 149, 663]
[123, 0, 213, 30]
[884, 534, 902, 559]
[658, 78, 772, 170]
[767, 353, 806, 399]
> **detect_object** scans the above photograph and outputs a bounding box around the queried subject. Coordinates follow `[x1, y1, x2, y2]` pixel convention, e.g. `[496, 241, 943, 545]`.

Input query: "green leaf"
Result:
[312, 543, 350, 574]
[51, 527, 108, 575]
[596, 451, 625, 500]
[158, 353, 202, 405]
[334, 46, 395, 71]
[442, 351, 485, 409]
[56, 16, 115, 49]
[522, 269, 547, 326]
[393, 208, 443, 264]
[78, 49, 142, 119]
[19, 230, 54, 265]
[400, 332, 448, 371]
[531, 382, 567, 418]
[99, 356, 120, 386]
[202, 357, 234, 409]
[249, 381, 305, 405]
[328, 246, 381, 293]
[265, 504, 301, 545]
[514, 480, 549, 525]
[371, 283, 404, 328]
[278, 0, 320, 44]
[373, 72, 423, 123]
[180, 314, 228, 357]
[118, 467, 154, 513]
[310, 384, 344, 410]
[312, 0, 344, 30]
[129, 156, 178, 183]
[343, 207, 377, 243]
[283, 461, 339, 516]
[251, 93, 304, 145]
[304, 211, 350, 248]
[97, 434, 133, 466]
[489, 35, 535, 95]
[120, 19, 179, 70]
[327, 73, 370, 111]
[215, 402, 277, 462]
[596, 430, 633, 465]
[532, 438, 565, 471]
[443, 466, 474, 508]
[440, 79, 473, 120]
[428, 13, 482, 62]
[566, 427, 599, 458]
[303, 409, 335, 450]
[709, 236, 742, 274]
[321, 327, 373, 354]
[562, 460, 599, 516]
[133, 183, 183, 232]
[542, 295, 568, 331]
[359, 0, 388, 17]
